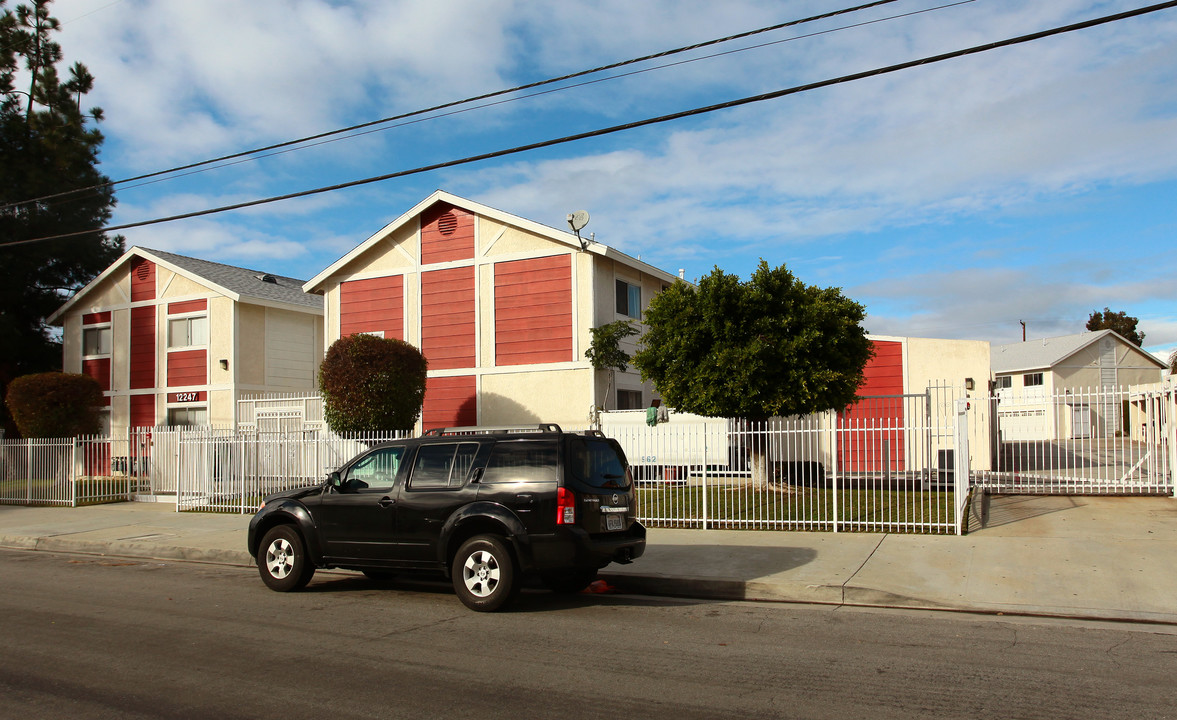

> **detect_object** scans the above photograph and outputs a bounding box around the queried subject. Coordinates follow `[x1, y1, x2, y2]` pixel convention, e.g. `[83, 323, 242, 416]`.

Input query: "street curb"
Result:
[600, 571, 1177, 626]
[7, 533, 1177, 626]
[1, 535, 254, 567]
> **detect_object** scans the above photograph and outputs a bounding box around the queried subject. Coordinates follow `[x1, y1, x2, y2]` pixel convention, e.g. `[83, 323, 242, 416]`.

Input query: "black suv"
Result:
[247, 425, 645, 611]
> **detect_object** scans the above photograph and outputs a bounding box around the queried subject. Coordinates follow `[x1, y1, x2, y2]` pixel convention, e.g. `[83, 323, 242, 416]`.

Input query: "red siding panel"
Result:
[859, 341, 904, 395]
[129, 306, 156, 390]
[82, 358, 112, 405]
[167, 349, 207, 387]
[129, 394, 155, 429]
[168, 299, 207, 315]
[339, 275, 404, 339]
[494, 255, 572, 366]
[83, 312, 111, 325]
[423, 375, 477, 431]
[420, 203, 475, 265]
[839, 340, 905, 473]
[421, 267, 475, 370]
[130, 257, 155, 302]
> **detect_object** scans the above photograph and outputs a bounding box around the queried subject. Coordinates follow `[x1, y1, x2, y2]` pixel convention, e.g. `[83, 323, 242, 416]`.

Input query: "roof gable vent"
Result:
[437, 211, 458, 235]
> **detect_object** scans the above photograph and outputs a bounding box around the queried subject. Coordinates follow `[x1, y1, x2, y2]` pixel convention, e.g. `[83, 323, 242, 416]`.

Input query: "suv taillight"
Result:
[556, 487, 575, 525]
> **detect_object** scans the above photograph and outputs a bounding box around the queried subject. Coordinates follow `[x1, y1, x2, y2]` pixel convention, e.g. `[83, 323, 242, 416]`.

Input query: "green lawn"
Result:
[0, 477, 131, 506]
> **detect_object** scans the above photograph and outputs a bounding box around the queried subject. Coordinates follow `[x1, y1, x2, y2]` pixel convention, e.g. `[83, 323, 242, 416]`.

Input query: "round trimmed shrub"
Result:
[5, 372, 104, 438]
[318, 334, 428, 433]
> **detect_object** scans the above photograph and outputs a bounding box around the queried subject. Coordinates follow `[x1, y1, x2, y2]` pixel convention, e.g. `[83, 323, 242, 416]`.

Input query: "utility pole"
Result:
[1019, 320, 1026, 342]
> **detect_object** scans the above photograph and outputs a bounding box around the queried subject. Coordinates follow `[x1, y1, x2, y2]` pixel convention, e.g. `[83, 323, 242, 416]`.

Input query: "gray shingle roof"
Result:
[142, 248, 322, 311]
[991, 330, 1114, 374]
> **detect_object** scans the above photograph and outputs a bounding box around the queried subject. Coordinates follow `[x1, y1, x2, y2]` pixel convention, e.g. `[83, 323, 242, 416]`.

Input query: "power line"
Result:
[7, 0, 1176, 248]
[1, 0, 907, 211]
[108, 0, 974, 200]
[103, 1, 974, 199]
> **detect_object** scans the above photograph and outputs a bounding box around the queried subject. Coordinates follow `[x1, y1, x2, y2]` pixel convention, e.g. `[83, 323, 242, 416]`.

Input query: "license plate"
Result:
[605, 514, 623, 531]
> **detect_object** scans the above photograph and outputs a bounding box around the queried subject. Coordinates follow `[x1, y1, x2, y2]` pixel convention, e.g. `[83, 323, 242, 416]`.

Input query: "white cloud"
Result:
[120, 218, 308, 268]
[31, 0, 1177, 347]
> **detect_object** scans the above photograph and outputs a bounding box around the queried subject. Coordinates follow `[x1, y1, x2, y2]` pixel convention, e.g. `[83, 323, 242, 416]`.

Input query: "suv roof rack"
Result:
[422, 424, 563, 436]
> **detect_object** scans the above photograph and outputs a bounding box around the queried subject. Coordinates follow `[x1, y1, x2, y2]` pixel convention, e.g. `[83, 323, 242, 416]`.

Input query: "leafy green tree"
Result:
[632, 261, 873, 486]
[1, 0, 123, 435]
[318, 334, 428, 433]
[4, 371, 102, 437]
[1086, 308, 1144, 346]
[585, 319, 640, 410]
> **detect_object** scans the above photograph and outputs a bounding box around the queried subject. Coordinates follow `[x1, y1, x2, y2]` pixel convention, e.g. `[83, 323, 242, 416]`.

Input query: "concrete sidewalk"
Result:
[2, 495, 1175, 623]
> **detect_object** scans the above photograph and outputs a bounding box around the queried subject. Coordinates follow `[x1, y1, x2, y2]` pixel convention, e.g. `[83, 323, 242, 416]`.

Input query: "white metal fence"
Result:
[157, 428, 410, 513]
[608, 391, 966, 534]
[0, 434, 141, 506]
[971, 383, 1174, 495]
[3, 382, 1171, 535]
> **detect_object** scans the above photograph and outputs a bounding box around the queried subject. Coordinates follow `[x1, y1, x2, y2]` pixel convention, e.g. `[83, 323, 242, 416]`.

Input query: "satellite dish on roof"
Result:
[567, 210, 590, 232]
[567, 210, 591, 250]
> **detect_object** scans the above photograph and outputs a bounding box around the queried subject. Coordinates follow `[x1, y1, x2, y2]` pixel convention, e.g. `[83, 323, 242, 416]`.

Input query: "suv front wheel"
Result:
[452, 535, 519, 612]
[257, 524, 315, 592]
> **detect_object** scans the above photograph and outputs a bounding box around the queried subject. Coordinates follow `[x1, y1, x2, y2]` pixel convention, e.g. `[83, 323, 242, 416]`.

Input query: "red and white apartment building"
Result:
[49, 192, 993, 442]
[49, 247, 324, 434]
[302, 191, 680, 430]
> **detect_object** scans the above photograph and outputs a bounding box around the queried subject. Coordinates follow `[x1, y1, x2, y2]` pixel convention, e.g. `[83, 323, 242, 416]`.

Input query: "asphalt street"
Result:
[4, 548, 1176, 720]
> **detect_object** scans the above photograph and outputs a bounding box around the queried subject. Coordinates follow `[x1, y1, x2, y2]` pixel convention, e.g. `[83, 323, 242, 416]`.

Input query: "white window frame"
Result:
[616, 278, 641, 320]
[166, 405, 208, 427]
[96, 409, 112, 436]
[616, 389, 644, 410]
[82, 324, 112, 357]
[1023, 372, 1044, 387]
[996, 376, 1012, 389]
[168, 314, 209, 350]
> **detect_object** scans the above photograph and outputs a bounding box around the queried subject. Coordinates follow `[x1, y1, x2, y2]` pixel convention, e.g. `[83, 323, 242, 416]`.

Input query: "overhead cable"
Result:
[7, 0, 1176, 248]
[0, 0, 907, 211]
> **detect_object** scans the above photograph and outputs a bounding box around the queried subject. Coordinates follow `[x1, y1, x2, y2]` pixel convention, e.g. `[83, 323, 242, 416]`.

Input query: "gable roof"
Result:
[303, 189, 680, 293]
[48, 247, 322, 324]
[991, 330, 1165, 374]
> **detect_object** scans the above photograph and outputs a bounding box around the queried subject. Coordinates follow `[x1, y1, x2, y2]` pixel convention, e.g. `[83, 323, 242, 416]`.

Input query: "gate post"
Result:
[1168, 381, 1176, 498]
[830, 412, 839, 533]
[954, 399, 972, 535]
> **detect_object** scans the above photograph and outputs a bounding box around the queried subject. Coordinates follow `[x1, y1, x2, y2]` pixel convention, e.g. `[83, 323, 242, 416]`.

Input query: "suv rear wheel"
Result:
[452, 535, 519, 612]
[258, 524, 315, 592]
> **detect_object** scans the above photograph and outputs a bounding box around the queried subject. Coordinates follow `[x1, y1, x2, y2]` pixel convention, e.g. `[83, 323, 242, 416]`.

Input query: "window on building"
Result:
[996, 376, 1012, 389]
[1023, 372, 1044, 387]
[83, 326, 112, 356]
[168, 316, 208, 349]
[616, 390, 644, 410]
[615, 279, 641, 319]
[167, 407, 208, 426]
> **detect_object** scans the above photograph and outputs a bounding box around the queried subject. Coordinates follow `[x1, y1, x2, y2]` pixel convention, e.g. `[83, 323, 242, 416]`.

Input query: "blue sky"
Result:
[44, 0, 1177, 362]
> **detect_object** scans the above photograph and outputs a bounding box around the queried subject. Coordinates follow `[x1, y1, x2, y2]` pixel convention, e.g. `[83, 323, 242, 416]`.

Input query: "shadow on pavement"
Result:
[977, 494, 1080, 529]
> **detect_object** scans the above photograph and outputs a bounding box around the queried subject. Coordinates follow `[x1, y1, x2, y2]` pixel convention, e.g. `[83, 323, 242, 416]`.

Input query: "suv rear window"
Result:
[481, 440, 557, 484]
[566, 436, 630, 489]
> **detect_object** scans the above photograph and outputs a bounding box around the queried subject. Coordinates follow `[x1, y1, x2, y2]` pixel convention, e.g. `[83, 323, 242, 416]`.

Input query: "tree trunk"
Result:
[749, 445, 769, 490]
